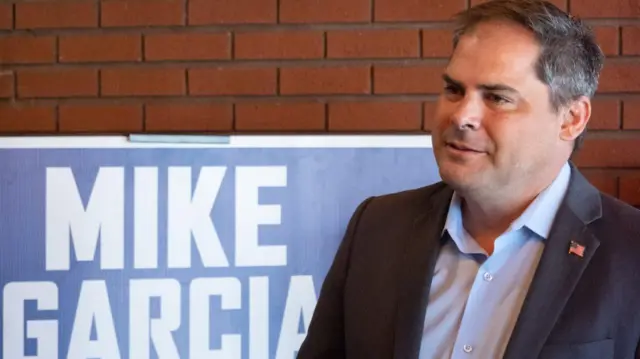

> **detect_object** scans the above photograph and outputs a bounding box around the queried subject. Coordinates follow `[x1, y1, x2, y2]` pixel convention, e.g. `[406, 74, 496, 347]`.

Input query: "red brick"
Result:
[102, 0, 184, 27]
[423, 28, 453, 58]
[234, 31, 323, 59]
[102, 68, 185, 96]
[329, 102, 422, 131]
[0, 3, 12, 30]
[146, 102, 232, 132]
[59, 103, 143, 133]
[280, 66, 370, 95]
[16, 1, 97, 29]
[145, 33, 230, 61]
[0, 71, 13, 98]
[0, 35, 55, 64]
[622, 27, 640, 55]
[327, 29, 420, 59]
[571, 0, 640, 19]
[0, 104, 56, 133]
[375, 0, 464, 22]
[583, 171, 618, 197]
[593, 26, 619, 56]
[549, 0, 568, 9]
[189, 0, 276, 25]
[280, 0, 369, 23]
[620, 175, 640, 205]
[17, 68, 98, 98]
[623, 100, 640, 130]
[471, 0, 567, 10]
[236, 102, 325, 131]
[573, 136, 640, 168]
[189, 67, 276, 95]
[59, 34, 141, 63]
[423, 101, 438, 131]
[374, 64, 443, 94]
[588, 99, 620, 130]
[598, 63, 640, 93]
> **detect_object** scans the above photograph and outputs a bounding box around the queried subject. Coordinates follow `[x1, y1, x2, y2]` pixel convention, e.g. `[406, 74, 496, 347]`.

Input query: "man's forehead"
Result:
[445, 55, 537, 87]
[447, 22, 541, 87]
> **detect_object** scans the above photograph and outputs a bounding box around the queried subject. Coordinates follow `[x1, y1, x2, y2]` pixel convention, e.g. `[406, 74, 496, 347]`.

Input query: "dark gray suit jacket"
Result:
[297, 165, 640, 359]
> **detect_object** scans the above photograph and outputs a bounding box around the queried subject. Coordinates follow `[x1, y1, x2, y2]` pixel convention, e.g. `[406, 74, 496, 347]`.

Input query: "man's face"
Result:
[433, 20, 568, 194]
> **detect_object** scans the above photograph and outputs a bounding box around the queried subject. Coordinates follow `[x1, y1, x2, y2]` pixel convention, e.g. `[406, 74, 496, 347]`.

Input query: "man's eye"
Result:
[444, 85, 461, 95]
[486, 93, 509, 104]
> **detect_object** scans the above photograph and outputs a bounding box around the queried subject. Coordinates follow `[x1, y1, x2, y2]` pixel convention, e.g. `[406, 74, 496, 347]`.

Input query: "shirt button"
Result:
[463, 344, 473, 353]
[483, 272, 493, 281]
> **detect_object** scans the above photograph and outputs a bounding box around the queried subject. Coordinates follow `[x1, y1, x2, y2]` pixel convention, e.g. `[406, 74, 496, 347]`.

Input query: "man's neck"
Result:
[461, 193, 537, 254]
[458, 164, 567, 255]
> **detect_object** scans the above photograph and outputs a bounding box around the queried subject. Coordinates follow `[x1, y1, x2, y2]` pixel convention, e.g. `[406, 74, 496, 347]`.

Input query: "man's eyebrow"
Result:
[442, 74, 463, 88]
[442, 74, 520, 95]
[478, 83, 520, 94]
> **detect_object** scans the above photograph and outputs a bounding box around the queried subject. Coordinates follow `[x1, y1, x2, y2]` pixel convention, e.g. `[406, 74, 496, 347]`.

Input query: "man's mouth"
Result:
[446, 142, 484, 153]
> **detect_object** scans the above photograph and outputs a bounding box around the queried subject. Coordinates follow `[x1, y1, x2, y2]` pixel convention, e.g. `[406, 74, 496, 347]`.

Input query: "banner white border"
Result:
[0, 135, 433, 149]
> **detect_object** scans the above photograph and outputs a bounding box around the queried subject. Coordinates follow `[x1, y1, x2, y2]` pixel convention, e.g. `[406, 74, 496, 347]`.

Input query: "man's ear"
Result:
[560, 96, 591, 142]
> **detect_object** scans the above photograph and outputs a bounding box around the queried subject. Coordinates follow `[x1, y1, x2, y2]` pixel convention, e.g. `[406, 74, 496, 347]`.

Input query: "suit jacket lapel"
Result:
[393, 185, 453, 359]
[502, 165, 603, 359]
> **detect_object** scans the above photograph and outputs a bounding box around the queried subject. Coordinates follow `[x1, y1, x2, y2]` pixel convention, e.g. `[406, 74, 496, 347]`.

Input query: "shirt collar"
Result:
[510, 162, 571, 239]
[443, 162, 572, 244]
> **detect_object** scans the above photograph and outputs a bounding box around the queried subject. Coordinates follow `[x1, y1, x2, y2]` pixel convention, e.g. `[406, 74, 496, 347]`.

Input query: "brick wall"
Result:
[0, 0, 639, 206]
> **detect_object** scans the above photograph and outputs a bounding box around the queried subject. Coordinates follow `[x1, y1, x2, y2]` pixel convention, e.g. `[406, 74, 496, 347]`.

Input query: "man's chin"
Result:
[438, 166, 483, 190]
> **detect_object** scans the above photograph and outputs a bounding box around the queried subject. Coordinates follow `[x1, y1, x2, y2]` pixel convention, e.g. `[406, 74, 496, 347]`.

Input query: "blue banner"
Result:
[0, 136, 440, 359]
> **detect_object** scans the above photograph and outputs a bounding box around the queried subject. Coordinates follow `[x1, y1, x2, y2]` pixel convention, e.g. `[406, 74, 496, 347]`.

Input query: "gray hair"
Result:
[451, 0, 605, 152]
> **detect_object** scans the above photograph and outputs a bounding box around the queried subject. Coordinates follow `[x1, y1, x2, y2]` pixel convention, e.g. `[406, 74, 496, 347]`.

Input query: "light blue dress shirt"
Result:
[419, 162, 571, 359]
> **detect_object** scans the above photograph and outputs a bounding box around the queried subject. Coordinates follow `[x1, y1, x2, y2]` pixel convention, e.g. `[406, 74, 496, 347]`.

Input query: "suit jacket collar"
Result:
[393, 163, 602, 359]
[502, 163, 602, 359]
[393, 183, 453, 359]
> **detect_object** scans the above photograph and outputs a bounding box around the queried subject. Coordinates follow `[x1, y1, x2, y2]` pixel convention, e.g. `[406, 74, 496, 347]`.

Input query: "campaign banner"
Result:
[0, 135, 440, 359]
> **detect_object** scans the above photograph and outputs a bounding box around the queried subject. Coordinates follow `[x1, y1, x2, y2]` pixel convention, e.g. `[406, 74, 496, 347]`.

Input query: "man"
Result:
[297, 1, 640, 359]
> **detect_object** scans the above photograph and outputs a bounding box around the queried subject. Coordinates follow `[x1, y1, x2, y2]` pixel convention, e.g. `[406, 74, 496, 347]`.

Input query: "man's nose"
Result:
[450, 96, 483, 131]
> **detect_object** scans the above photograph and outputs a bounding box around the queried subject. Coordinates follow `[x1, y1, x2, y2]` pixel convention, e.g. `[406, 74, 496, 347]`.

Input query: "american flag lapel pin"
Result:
[569, 240, 586, 258]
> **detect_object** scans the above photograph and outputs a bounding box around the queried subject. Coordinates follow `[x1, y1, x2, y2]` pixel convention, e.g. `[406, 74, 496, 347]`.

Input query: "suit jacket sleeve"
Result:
[296, 197, 374, 359]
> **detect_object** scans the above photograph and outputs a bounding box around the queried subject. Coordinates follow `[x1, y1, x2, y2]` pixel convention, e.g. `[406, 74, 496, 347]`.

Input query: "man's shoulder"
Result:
[343, 182, 450, 245]
[598, 192, 640, 236]
[587, 192, 640, 268]
[356, 181, 451, 220]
